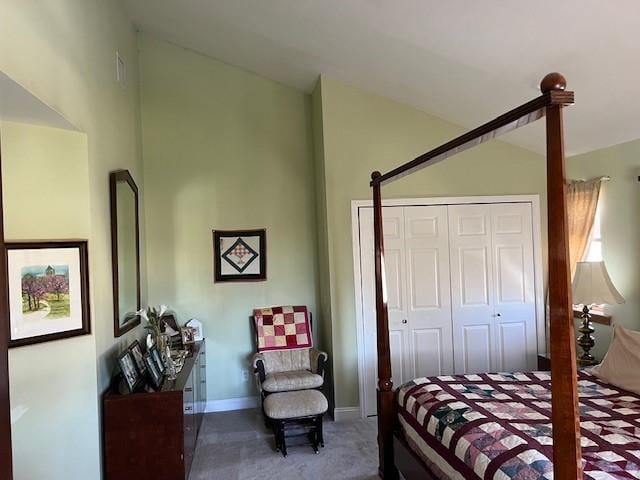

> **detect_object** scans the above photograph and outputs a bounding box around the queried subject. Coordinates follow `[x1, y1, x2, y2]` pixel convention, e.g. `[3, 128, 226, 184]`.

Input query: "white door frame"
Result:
[351, 195, 545, 418]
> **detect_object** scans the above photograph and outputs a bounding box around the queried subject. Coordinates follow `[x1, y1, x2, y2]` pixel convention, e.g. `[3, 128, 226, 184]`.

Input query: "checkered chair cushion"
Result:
[253, 306, 312, 352]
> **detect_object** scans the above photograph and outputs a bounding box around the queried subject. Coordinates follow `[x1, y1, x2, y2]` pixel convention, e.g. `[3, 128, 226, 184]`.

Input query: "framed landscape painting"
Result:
[213, 229, 267, 282]
[6, 241, 90, 348]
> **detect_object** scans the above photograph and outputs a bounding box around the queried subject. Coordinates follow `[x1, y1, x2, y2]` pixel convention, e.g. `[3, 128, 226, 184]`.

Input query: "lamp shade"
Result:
[572, 261, 625, 305]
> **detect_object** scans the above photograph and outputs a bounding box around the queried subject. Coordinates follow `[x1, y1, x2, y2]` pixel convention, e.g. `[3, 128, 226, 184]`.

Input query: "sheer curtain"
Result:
[567, 178, 602, 278]
[545, 178, 602, 350]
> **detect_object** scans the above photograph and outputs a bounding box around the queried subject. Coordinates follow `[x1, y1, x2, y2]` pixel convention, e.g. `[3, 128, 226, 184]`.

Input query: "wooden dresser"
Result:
[103, 340, 207, 480]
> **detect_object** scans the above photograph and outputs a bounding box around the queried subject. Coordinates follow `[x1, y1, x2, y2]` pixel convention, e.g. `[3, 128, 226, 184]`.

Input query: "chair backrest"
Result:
[252, 306, 313, 373]
[260, 349, 311, 374]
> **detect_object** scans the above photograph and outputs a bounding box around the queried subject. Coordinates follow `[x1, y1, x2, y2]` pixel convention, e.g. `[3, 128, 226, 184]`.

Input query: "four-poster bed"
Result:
[370, 73, 582, 479]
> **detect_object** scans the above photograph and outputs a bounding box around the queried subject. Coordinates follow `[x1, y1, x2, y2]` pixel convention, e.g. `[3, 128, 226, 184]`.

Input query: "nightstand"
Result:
[537, 353, 551, 371]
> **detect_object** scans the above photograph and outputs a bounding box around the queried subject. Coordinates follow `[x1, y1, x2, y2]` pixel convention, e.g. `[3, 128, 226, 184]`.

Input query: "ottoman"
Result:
[263, 389, 328, 456]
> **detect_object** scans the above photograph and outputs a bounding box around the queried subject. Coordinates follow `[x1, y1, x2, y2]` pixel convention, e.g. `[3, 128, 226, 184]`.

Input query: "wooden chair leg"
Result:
[279, 421, 287, 457]
[317, 414, 325, 448]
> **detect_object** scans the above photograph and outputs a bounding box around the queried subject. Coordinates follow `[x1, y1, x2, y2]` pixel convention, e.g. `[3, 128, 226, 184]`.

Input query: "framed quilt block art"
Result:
[213, 229, 266, 282]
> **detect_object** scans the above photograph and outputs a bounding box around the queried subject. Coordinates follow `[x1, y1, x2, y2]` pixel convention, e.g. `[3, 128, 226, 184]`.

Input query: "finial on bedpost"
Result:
[540, 72, 567, 93]
[371, 171, 381, 181]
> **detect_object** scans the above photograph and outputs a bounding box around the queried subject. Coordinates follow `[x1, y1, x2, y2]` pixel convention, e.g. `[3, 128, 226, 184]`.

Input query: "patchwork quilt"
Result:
[398, 370, 640, 479]
[253, 306, 312, 352]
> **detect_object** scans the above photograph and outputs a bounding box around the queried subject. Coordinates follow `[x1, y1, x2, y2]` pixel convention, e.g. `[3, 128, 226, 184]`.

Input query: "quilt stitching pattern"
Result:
[398, 371, 640, 479]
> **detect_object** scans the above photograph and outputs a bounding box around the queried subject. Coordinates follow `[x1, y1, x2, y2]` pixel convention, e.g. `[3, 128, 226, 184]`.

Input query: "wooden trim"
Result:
[110, 170, 141, 337]
[0, 128, 13, 479]
[545, 96, 582, 478]
[573, 307, 611, 326]
[371, 89, 574, 187]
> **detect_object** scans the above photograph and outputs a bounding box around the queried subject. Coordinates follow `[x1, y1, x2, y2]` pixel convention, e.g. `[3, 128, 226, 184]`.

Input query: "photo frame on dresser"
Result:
[128, 340, 146, 375]
[150, 347, 166, 375]
[144, 353, 163, 389]
[118, 350, 142, 393]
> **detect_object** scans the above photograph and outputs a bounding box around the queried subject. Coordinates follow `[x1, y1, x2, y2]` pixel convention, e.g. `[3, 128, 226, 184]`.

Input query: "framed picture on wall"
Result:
[212, 229, 267, 282]
[5, 241, 91, 348]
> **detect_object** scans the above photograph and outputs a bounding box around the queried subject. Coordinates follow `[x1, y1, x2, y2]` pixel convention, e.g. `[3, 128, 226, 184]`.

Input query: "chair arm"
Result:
[309, 348, 328, 376]
[252, 352, 266, 383]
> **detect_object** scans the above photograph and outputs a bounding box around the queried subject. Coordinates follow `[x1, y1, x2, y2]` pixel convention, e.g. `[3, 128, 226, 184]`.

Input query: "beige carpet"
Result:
[189, 408, 379, 480]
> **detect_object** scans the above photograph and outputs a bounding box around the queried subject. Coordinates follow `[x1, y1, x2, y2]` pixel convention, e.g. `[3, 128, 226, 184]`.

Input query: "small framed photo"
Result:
[6, 241, 91, 348]
[144, 353, 163, 389]
[181, 327, 195, 345]
[118, 350, 142, 393]
[150, 347, 166, 375]
[213, 229, 266, 282]
[129, 340, 146, 375]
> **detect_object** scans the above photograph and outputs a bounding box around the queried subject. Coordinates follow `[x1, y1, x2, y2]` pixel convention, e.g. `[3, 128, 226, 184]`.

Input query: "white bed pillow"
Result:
[591, 324, 640, 394]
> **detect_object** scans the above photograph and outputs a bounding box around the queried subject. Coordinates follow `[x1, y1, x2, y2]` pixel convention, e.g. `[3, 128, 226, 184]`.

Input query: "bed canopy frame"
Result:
[370, 73, 581, 479]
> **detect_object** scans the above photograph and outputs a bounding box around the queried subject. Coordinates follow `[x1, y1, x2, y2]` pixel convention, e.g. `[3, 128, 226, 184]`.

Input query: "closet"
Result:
[354, 197, 541, 417]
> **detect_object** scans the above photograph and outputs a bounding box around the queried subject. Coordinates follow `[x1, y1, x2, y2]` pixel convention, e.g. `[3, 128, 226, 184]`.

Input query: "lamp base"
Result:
[577, 305, 598, 367]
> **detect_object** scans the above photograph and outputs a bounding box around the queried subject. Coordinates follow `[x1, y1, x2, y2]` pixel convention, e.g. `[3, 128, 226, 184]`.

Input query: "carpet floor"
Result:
[189, 408, 379, 480]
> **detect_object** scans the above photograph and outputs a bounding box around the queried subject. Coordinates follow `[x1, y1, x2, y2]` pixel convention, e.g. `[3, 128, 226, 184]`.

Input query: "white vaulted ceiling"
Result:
[123, 0, 640, 155]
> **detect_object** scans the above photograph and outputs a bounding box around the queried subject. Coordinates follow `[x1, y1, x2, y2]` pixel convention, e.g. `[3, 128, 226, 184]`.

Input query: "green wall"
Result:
[139, 35, 319, 402]
[316, 76, 548, 408]
[567, 140, 640, 360]
[1, 122, 97, 480]
[1, 1, 145, 478]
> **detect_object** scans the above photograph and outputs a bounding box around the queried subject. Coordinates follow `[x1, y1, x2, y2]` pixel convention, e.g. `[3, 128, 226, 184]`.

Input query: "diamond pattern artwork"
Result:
[397, 370, 640, 479]
[221, 238, 258, 273]
[213, 229, 266, 282]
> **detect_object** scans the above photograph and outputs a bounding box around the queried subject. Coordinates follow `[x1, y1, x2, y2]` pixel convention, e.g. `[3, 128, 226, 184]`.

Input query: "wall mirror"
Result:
[110, 169, 141, 336]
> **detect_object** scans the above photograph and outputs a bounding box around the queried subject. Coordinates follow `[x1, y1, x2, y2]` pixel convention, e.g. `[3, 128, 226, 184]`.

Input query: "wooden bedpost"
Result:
[542, 72, 583, 479]
[371, 171, 397, 480]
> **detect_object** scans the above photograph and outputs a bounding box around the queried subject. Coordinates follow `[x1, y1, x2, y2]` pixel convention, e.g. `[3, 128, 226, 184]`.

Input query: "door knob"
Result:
[402, 319, 408, 324]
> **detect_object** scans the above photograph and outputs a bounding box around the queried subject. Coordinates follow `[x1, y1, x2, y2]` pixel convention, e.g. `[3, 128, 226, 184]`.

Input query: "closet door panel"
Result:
[412, 329, 442, 377]
[381, 208, 410, 385]
[491, 203, 537, 371]
[404, 206, 453, 378]
[358, 206, 410, 417]
[462, 324, 492, 373]
[358, 208, 378, 416]
[449, 204, 495, 374]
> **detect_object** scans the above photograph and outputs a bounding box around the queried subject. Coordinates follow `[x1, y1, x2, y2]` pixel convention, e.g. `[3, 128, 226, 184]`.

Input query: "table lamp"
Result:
[572, 261, 625, 366]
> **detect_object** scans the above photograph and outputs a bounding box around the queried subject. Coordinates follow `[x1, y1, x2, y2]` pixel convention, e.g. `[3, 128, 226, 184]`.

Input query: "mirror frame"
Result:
[110, 169, 141, 337]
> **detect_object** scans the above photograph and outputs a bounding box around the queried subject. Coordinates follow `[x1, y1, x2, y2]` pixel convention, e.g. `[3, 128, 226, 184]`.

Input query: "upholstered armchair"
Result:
[251, 306, 328, 399]
[252, 348, 328, 394]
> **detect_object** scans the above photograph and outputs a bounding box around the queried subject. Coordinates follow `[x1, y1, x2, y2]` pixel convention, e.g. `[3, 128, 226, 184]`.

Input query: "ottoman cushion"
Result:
[264, 390, 328, 420]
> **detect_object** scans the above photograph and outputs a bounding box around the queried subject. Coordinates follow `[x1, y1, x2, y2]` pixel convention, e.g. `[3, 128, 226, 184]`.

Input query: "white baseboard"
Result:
[333, 406, 362, 421]
[205, 396, 260, 413]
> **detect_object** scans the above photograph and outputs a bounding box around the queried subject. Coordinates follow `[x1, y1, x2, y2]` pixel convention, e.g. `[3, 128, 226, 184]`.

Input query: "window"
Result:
[584, 201, 603, 262]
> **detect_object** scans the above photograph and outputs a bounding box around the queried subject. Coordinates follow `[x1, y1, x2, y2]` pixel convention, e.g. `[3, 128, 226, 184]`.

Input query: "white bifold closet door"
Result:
[448, 203, 537, 374]
[358, 201, 538, 417]
[359, 206, 453, 417]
